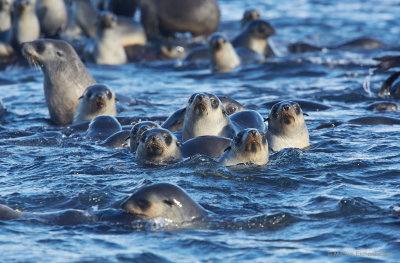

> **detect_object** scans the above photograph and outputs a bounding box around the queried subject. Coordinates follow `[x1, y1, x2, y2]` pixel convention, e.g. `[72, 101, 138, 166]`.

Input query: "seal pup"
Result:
[22, 39, 96, 125]
[73, 83, 117, 124]
[85, 115, 122, 141]
[219, 128, 269, 166]
[35, 0, 68, 37]
[208, 33, 240, 73]
[0, 0, 12, 44]
[92, 11, 127, 65]
[267, 101, 309, 151]
[135, 128, 182, 163]
[121, 183, 207, 224]
[139, 0, 220, 38]
[366, 102, 398, 112]
[129, 121, 161, 153]
[0, 204, 23, 220]
[12, 0, 40, 47]
[182, 93, 237, 141]
[241, 9, 260, 28]
[316, 116, 400, 129]
[162, 95, 247, 133]
[232, 19, 275, 57]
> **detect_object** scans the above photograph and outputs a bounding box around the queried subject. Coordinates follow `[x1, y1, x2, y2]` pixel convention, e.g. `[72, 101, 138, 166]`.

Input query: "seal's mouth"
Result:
[245, 135, 262, 152]
[146, 142, 164, 156]
[280, 109, 296, 125]
[194, 102, 207, 116]
[94, 97, 105, 109]
[21, 44, 42, 69]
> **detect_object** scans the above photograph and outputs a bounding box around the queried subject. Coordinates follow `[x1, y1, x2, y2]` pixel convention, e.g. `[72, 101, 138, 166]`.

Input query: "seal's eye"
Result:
[164, 133, 172, 145]
[86, 91, 92, 98]
[163, 200, 174, 207]
[294, 103, 301, 115]
[56, 50, 63, 57]
[106, 90, 112, 99]
[211, 97, 219, 109]
[136, 199, 150, 210]
[271, 106, 278, 119]
[36, 42, 45, 54]
[227, 106, 236, 115]
[140, 134, 147, 143]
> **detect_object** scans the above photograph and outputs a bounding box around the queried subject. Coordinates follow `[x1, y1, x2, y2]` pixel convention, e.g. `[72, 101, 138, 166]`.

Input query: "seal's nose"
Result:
[197, 94, 205, 101]
[250, 130, 257, 136]
[283, 104, 290, 111]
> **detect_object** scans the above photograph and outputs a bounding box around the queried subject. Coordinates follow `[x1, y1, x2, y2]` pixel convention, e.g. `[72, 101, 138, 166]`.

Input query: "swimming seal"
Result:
[36, 0, 68, 37]
[267, 101, 310, 151]
[0, 204, 23, 220]
[85, 115, 122, 141]
[12, 0, 40, 47]
[129, 121, 161, 153]
[139, 0, 220, 38]
[121, 183, 207, 223]
[366, 102, 398, 112]
[219, 128, 269, 166]
[241, 9, 260, 28]
[22, 39, 96, 125]
[0, 0, 12, 44]
[232, 19, 275, 57]
[135, 128, 182, 163]
[182, 93, 237, 141]
[208, 33, 240, 73]
[162, 95, 247, 133]
[73, 83, 117, 124]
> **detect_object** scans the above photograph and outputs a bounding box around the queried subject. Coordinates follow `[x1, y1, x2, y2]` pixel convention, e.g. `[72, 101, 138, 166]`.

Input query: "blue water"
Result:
[1, 0, 400, 262]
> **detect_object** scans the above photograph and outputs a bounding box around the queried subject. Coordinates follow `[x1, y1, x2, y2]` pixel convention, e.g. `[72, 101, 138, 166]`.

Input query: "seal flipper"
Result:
[379, 71, 400, 96]
[162, 108, 186, 132]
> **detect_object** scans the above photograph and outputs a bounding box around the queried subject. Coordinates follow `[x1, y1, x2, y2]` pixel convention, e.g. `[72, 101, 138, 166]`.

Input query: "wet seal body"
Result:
[85, 115, 122, 141]
[22, 39, 95, 125]
[73, 83, 117, 124]
[0, 0, 12, 44]
[121, 183, 207, 224]
[267, 101, 309, 151]
[208, 33, 240, 73]
[93, 11, 127, 65]
[129, 121, 161, 153]
[219, 128, 269, 166]
[135, 128, 182, 163]
[36, 0, 68, 37]
[232, 19, 275, 57]
[12, 0, 40, 47]
[139, 0, 220, 38]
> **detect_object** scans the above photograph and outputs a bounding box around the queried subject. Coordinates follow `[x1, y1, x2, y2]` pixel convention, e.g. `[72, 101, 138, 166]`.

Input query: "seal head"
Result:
[208, 33, 240, 73]
[121, 183, 207, 223]
[129, 121, 161, 153]
[182, 92, 237, 141]
[267, 101, 309, 151]
[135, 128, 182, 163]
[219, 128, 269, 166]
[73, 83, 117, 123]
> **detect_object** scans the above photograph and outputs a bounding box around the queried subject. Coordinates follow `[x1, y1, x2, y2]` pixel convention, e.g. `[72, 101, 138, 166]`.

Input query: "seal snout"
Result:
[243, 129, 263, 152]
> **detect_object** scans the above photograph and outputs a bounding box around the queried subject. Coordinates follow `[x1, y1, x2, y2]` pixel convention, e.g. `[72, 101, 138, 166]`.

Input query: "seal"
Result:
[263, 99, 330, 112]
[219, 128, 269, 166]
[241, 9, 260, 29]
[0, 204, 23, 220]
[135, 127, 182, 163]
[35, 0, 68, 37]
[316, 116, 400, 129]
[232, 19, 275, 57]
[12, 0, 40, 47]
[162, 95, 247, 132]
[182, 92, 237, 141]
[139, 0, 220, 38]
[85, 115, 122, 141]
[366, 102, 398, 112]
[121, 183, 207, 223]
[73, 83, 117, 124]
[379, 71, 400, 99]
[208, 33, 240, 73]
[129, 121, 161, 153]
[92, 11, 127, 65]
[0, 0, 12, 44]
[181, 135, 231, 158]
[267, 101, 310, 151]
[22, 39, 96, 125]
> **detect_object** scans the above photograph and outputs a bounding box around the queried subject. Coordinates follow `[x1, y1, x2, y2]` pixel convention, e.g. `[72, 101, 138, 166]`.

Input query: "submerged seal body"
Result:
[12, 0, 40, 46]
[139, 0, 220, 38]
[267, 101, 309, 151]
[36, 0, 68, 37]
[129, 121, 161, 153]
[121, 183, 207, 223]
[208, 33, 240, 73]
[182, 93, 237, 141]
[135, 128, 182, 163]
[73, 83, 117, 124]
[85, 115, 122, 141]
[22, 39, 95, 125]
[232, 19, 275, 57]
[219, 128, 269, 166]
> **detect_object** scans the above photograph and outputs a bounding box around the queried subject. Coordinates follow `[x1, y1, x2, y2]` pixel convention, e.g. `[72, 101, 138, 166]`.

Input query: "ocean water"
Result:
[1, 0, 400, 262]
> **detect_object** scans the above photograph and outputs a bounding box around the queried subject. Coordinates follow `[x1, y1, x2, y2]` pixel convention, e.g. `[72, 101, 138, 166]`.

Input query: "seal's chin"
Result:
[245, 137, 262, 152]
[146, 142, 164, 156]
[280, 112, 296, 125]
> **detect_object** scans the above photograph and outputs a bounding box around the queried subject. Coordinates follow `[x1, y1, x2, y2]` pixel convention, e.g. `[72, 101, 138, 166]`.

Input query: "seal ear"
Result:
[303, 113, 309, 116]
[163, 199, 174, 207]
[176, 141, 181, 147]
[264, 118, 269, 122]
[78, 95, 83, 100]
